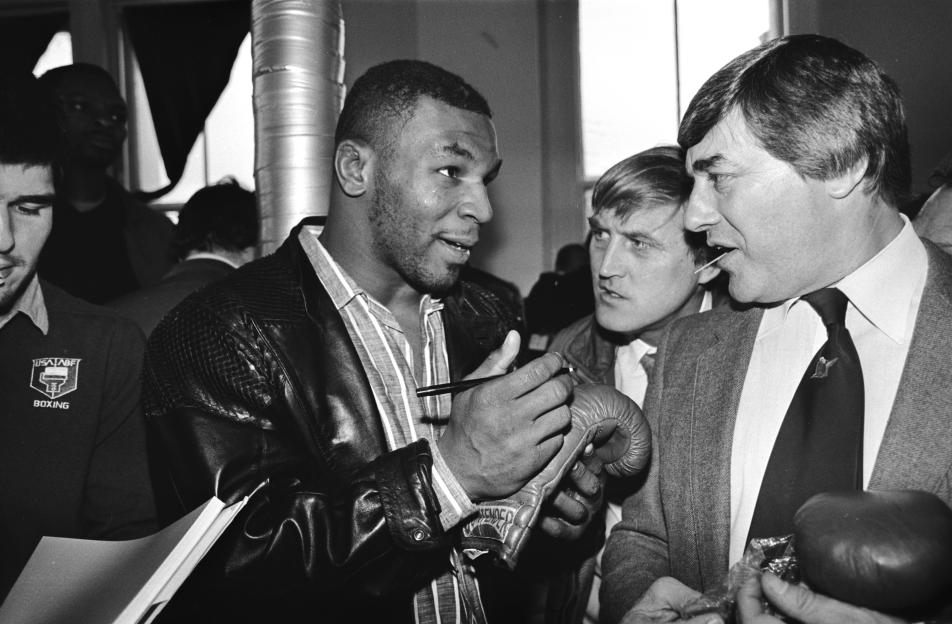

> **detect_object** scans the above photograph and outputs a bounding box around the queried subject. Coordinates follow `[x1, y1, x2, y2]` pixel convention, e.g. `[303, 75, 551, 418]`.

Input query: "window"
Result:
[127, 33, 254, 207]
[33, 30, 72, 76]
[579, 0, 773, 181]
[33, 28, 254, 213]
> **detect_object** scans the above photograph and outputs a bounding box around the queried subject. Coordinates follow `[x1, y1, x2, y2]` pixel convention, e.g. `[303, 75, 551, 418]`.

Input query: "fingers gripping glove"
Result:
[460, 383, 651, 568]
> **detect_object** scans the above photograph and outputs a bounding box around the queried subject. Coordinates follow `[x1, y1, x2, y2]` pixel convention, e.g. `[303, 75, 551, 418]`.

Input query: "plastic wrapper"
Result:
[677, 535, 800, 622]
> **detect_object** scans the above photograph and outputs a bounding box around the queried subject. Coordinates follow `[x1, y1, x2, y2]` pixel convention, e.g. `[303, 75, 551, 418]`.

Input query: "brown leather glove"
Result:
[794, 489, 952, 617]
[460, 383, 650, 568]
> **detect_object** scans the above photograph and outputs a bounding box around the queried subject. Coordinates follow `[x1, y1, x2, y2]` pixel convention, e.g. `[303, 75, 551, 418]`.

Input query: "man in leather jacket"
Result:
[144, 60, 601, 623]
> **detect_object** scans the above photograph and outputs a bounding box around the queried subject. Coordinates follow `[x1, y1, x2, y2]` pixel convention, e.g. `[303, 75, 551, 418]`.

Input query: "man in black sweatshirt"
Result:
[0, 69, 156, 602]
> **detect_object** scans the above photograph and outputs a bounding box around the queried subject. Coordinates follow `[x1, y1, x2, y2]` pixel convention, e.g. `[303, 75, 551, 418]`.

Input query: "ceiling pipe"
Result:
[251, 0, 345, 253]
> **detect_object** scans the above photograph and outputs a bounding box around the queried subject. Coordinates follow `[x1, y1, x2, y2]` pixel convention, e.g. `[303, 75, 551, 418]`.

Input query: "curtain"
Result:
[0, 12, 69, 75]
[125, 1, 249, 200]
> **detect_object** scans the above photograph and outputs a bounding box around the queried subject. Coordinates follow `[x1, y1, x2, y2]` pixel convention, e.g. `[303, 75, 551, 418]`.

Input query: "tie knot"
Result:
[801, 287, 848, 327]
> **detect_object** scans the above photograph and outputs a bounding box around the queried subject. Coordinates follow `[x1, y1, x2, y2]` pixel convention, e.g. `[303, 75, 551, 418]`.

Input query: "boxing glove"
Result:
[794, 489, 952, 615]
[461, 383, 650, 568]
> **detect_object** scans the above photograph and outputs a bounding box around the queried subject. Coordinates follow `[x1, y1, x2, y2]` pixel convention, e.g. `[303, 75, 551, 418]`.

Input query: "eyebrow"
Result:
[13, 194, 56, 205]
[438, 141, 502, 180]
[439, 141, 475, 160]
[690, 154, 725, 174]
[590, 205, 681, 243]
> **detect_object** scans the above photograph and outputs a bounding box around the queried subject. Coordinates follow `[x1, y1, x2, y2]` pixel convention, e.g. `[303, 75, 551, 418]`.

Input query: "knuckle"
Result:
[528, 352, 564, 383]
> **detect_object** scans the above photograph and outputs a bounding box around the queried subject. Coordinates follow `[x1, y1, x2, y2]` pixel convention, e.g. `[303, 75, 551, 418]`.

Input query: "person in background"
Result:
[603, 34, 952, 624]
[37, 62, 174, 304]
[525, 242, 594, 351]
[547, 145, 721, 624]
[912, 151, 952, 254]
[142, 59, 605, 623]
[109, 178, 258, 335]
[0, 69, 156, 602]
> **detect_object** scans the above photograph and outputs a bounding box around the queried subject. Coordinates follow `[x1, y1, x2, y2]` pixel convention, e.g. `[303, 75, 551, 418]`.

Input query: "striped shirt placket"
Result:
[300, 230, 486, 624]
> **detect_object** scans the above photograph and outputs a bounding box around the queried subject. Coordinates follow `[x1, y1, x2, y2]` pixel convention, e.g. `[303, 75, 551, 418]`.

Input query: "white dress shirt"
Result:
[729, 217, 928, 565]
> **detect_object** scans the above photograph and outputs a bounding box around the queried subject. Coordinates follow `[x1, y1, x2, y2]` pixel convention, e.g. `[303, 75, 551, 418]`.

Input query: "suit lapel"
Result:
[871, 244, 952, 499]
[686, 307, 762, 586]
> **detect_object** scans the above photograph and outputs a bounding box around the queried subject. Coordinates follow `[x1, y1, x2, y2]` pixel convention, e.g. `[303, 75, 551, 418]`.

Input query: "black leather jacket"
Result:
[143, 220, 521, 623]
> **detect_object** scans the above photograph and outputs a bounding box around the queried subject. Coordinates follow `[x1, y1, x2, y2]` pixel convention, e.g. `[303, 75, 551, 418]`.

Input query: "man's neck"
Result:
[319, 217, 427, 370]
[59, 165, 110, 212]
[802, 198, 905, 295]
[625, 286, 708, 348]
[320, 208, 425, 311]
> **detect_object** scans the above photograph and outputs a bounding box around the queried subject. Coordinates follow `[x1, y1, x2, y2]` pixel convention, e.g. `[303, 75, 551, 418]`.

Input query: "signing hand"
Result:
[438, 332, 576, 501]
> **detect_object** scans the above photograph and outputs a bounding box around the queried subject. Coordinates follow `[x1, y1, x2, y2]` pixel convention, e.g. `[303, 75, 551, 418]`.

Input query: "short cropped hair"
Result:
[335, 59, 491, 155]
[38, 62, 119, 94]
[0, 70, 61, 168]
[591, 145, 710, 263]
[679, 34, 910, 208]
[172, 178, 258, 260]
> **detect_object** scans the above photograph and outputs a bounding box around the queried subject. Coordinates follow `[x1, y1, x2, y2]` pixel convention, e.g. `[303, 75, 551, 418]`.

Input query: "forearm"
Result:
[151, 407, 454, 597]
[601, 518, 671, 623]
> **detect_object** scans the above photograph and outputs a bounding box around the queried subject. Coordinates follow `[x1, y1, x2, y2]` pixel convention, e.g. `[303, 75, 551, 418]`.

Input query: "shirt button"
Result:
[411, 529, 427, 542]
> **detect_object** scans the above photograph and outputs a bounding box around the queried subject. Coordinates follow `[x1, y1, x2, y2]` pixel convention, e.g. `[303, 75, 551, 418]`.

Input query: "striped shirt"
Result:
[299, 226, 486, 624]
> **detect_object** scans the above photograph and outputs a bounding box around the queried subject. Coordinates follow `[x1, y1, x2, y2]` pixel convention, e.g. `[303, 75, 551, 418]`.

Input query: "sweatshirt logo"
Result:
[31, 357, 81, 401]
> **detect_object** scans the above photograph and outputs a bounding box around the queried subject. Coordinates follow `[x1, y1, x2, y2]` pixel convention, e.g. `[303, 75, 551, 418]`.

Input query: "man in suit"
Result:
[603, 34, 952, 624]
[110, 178, 258, 335]
[547, 145, 721, 624]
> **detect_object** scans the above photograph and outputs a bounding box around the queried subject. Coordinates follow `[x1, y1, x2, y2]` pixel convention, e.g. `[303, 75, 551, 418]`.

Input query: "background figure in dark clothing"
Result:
[0, 69, 156, 602]
[110, 178, 258, 335]
[524, 242, 594, 350]
[37, 63, 174, 304]
[460, 263, 526, 330]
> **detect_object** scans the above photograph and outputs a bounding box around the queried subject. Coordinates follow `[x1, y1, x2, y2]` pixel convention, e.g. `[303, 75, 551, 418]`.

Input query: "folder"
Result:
[0, 495, 248, 624]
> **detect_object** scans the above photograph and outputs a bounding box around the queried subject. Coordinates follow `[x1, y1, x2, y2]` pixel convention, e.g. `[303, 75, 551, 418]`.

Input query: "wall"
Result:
[787, 0, 952, 196]
[13, 0, 949, 287]
[341, 0, 582, 295]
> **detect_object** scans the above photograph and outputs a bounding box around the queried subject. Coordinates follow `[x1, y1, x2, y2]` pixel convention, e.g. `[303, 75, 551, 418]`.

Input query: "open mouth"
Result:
[439, 237, 475, 257]
[695, 245, 734, 274]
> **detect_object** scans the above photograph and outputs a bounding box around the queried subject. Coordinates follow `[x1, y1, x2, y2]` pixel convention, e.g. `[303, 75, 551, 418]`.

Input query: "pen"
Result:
[416, 366, 576, 398]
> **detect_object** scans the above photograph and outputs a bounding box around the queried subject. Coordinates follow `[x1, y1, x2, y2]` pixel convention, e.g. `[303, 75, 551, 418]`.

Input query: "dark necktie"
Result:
[747, 288, 864, 542]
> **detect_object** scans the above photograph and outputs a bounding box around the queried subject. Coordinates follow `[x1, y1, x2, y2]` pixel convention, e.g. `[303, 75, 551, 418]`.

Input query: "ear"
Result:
[695, 263, 721, 286]
[334, 139, 374, 198]
[825, 157, 869, 200]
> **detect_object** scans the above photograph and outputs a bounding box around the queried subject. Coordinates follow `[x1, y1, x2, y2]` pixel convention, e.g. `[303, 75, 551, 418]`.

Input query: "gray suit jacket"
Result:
[600, 241, 952, 624]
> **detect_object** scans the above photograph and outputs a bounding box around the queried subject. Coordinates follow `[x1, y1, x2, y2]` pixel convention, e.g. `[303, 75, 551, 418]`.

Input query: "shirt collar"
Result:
[699, 289, 713, 313]
[184, 250, 242, 269]
[760, 215, 926, 343]
[0, 275, 48, 334]
[617, 337, 656, 363]
[836, 215, 926, 343]
[297, 225, 443, 316]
